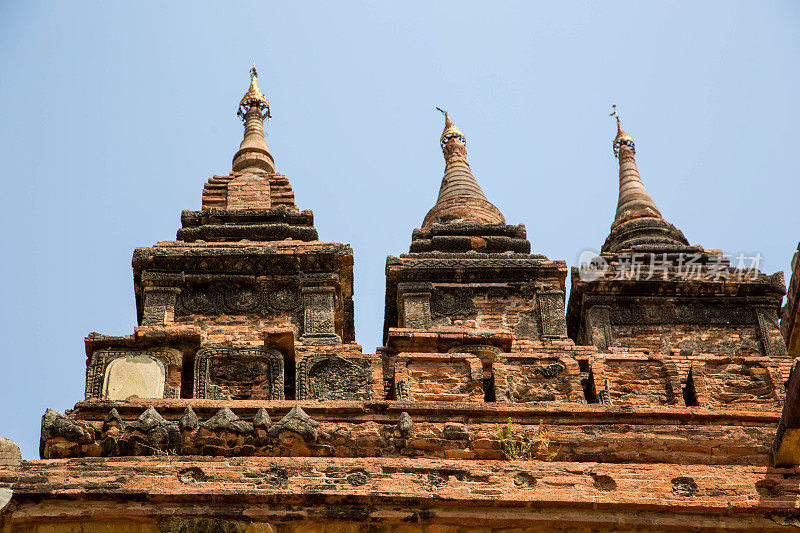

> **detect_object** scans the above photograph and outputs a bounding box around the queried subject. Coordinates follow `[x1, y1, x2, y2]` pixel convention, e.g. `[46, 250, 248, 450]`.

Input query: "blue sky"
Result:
[1, 1, 798, 458]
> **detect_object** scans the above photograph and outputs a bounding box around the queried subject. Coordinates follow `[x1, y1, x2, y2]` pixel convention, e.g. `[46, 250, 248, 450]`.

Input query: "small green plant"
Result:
[496, 418, 558, 461]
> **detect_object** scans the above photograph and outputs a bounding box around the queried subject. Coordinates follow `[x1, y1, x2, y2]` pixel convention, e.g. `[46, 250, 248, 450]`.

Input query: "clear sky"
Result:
[1, 1, 798, 458]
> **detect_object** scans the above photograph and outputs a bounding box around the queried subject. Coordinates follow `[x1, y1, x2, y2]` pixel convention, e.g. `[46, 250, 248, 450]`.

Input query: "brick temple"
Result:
[2, 68, 800, 531]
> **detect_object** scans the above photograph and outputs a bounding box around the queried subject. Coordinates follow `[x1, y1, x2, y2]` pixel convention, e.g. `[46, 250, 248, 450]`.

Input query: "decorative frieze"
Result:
[608, 299, 754, 326]
[175, 281, 301, 318]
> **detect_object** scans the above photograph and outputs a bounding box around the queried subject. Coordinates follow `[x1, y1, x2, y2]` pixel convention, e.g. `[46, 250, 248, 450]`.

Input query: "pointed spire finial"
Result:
[610, 104, 620, 125]
[437, 107, 466, 148]
[611, 104, 635, 157]
[232, 63, 275, 173]
[421, 108, 504, 228]
[600, 107, 690, 252]
[238, 63, 270, 122]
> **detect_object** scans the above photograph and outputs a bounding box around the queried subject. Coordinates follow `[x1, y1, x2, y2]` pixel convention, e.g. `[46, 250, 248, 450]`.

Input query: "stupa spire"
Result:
[232, 63, 275, 173]
[609, 105, 662, 229]
[421, 109, 505, 229]
[601, 106, 689, 252]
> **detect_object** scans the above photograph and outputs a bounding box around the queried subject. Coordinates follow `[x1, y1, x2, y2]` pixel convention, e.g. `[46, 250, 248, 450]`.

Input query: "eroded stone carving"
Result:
[755, 305, 789, 359]
[193, 347, 284, 400]
[176, 282, 301, 318]
[103, 408, 123, 432]
[179, 406, 199, 432]
[538, 289, 568, 338]
[589, 356, 682, 407]
[586, 306, 613, 351]
[40, 408, 94, 457]
[201, 407, 254, 434]
[0, 437, 21, 467]
[111, 407, 181, 456]
[691, 356, 782, 406]
[431, 288, 476, 319]
[402, 292, 433, 329]
[253, 407, 271, 429]
[514, 310, 542, 340]
[142, 286, 180, 326]
[268, 405, 320, 443]
[397, 412, 413, 437]
[494, 355, 583, 404]
[301, 286, 340, 343]
[608, 300, 754, 326]
[296, 353, 374, 400]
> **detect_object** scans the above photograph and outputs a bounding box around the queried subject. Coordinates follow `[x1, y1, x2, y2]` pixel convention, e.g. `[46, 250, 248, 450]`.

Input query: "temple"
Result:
[1, 75, 800, 532]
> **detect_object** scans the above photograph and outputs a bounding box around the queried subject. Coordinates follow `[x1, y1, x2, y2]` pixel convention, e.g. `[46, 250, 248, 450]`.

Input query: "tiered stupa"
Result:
[1, 93, 800, 532]
[567, 110, 789, 400]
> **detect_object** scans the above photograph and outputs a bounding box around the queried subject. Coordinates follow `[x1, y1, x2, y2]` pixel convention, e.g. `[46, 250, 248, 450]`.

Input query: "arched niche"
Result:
[102, 354, 166, 400]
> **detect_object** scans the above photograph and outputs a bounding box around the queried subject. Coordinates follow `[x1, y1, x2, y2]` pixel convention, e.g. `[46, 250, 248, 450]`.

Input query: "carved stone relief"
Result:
[401, 292, 433, 329]
[493, 355, 582, 404]
[141, 287, 180, 326]
[661, 332, 763, 358]
[691, 357, 782, 406]
[586, 306, 613, 351]
[393, 354, 483, 402]
[193, 347, 284, 400]
[608, 300, 754, 326]
[175, 281, 301, 318]
[300, 286, 341, 343]
[514, 310, 542, 340]
[538, 290, 568, 338]
[431, 288, 477, 325]
[296, 353, 374, 400]
[589, 355, 682, 407]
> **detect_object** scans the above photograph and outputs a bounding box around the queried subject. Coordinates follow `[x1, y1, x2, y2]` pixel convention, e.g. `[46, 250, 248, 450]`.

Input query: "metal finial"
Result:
[609, 104, 621, 125]
[611, 104, 635, 157]
[437, 107, 465, 148]
[238, 63, 270, 122]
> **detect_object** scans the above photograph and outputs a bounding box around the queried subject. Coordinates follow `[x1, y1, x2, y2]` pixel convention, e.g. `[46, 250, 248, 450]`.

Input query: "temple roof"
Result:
[176, 66, 314, 242]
